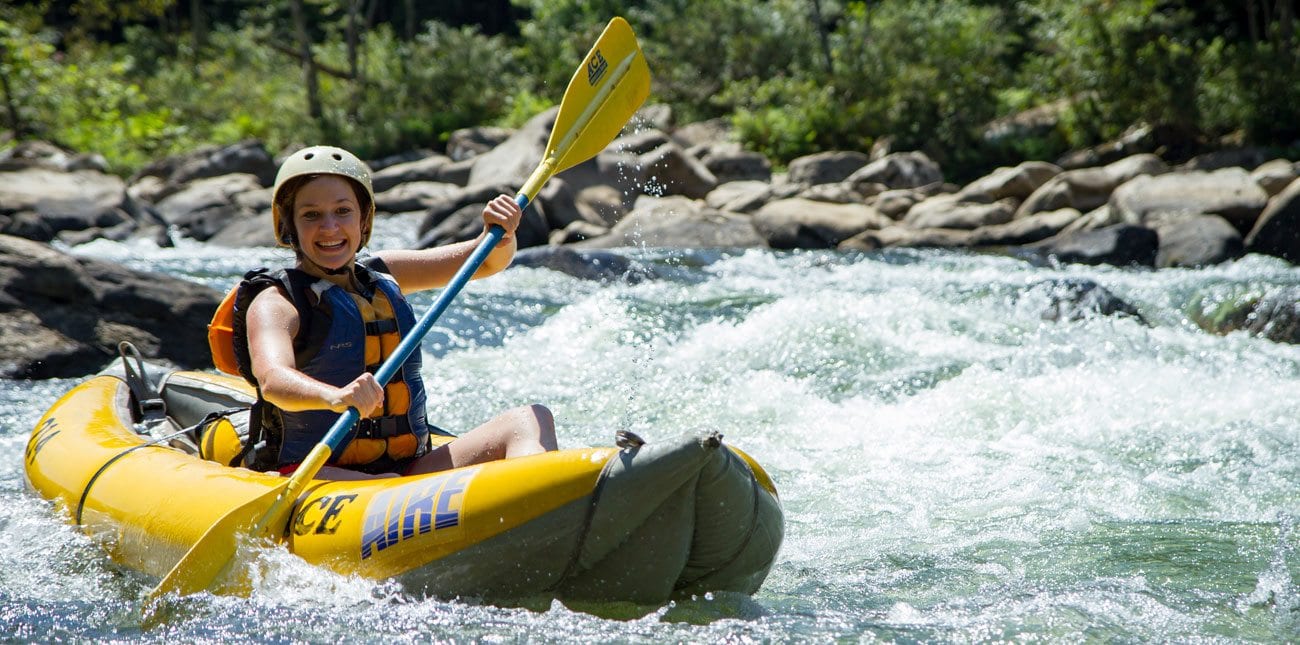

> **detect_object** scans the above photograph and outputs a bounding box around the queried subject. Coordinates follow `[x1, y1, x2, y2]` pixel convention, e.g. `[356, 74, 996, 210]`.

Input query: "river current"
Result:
[2, 215, 1298, 642]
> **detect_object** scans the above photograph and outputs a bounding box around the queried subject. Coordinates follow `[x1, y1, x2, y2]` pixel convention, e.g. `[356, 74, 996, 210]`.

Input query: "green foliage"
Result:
[499, 88, 555, 128]
[510, 0, 636, 96]
[0, 17, 58, 137]
[725, 0, 1012, 177]
[5, 0, 1300, 179]
[633, 0, 822, 123]
[1020, 0, 1202, 146]
[320, 21, 522, 157]
[728, 76, 873, 164]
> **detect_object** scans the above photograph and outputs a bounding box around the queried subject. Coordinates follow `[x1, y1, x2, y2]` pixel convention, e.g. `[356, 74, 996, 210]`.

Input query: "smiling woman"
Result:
[229, 144, 558, 482]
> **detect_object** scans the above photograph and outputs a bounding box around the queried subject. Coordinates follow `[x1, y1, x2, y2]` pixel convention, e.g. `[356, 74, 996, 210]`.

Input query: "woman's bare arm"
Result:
[246, 287, 383, 415]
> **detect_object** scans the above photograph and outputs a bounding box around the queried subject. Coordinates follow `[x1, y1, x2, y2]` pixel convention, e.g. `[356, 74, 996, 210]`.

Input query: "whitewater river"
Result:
[2, 216, 1298, 642]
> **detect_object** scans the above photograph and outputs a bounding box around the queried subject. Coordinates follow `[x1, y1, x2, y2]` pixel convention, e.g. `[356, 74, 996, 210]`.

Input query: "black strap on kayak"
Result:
[228, 399, 265, 468]
[74, 425, 196, 525]
[117, 341, 167, 425]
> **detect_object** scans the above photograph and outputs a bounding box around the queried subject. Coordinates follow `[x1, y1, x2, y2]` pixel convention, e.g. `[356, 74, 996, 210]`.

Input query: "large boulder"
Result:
[786, 151, 869, 186]
[1149, 213, 1243, 268]
[845, 151, 944, 190]
[511, 246, 656, 284]
[374, 181, 461, 213]
[1026, 224, 1159, 267]
[415, 183, 550, 250]
[153, 173, 264, 241]
[0, 167, 134, 241]
[903, 195, 1016, 230]
[1108, 168, 1269, 234]
[0, 235, 222, 378]
[753, 198, 891, 249]
[446, 126, 513, 162]
[577, 196, 765, 249]
[636, 142, 718, 199]
[956, 161, 1061, 202]
[1244, 177, 1300, 263]
[1249, 159, 1298, 197]
[371, 154, 457, 192]
[838, 225, 972, 251]
[0, 140, 107, 172]
[467, 108, 555, 187]
[1017, 153, 1168, 219]
[131, 140, 276, 198]
[694, 143, 772, 184]
[968, 208, 1081, 246]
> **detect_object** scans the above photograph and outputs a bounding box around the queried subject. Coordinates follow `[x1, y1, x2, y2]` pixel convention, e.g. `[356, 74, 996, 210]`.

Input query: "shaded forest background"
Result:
[2, 0, 1298, 182]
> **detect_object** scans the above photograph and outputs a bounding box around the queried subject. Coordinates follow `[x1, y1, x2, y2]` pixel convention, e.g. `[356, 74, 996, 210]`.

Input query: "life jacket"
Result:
[207, 257, 432, 472]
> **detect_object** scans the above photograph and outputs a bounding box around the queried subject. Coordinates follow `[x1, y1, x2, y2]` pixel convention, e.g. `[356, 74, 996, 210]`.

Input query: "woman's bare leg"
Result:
[407, 404, 556, 475]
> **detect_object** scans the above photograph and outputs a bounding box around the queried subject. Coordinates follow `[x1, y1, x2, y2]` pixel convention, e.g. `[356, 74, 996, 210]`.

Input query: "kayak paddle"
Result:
[143, 16, 649, 612]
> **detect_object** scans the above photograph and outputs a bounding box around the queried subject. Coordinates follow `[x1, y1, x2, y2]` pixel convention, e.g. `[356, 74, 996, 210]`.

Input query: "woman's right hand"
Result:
[329, 373, 384, 416]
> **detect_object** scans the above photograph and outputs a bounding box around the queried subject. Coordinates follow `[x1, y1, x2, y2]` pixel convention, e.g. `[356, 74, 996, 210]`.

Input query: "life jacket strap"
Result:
[365, 319, 399, 335]
[355, 415, 412, 439]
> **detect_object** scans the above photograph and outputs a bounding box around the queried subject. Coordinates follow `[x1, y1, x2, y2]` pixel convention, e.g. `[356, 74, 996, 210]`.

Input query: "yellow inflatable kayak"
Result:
[23, 355, 783, 604]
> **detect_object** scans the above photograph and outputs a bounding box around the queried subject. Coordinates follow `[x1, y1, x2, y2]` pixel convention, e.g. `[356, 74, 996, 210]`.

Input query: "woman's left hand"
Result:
[482, 194, 523, 243]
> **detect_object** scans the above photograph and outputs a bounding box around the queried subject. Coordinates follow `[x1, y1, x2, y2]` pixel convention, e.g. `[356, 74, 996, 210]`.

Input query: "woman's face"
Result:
[292, 175, 365, 271]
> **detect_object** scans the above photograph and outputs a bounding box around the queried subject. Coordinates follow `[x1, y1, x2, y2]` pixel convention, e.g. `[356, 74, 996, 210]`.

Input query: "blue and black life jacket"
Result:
[218, 257, 434, 473]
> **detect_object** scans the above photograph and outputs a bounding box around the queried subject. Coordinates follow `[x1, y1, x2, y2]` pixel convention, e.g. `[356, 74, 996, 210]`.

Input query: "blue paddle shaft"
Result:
[318, 195, 530, 455]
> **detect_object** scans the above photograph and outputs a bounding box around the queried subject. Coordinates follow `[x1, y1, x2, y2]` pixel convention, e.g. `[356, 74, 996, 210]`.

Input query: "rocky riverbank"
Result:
[3, 106, 1299, 378]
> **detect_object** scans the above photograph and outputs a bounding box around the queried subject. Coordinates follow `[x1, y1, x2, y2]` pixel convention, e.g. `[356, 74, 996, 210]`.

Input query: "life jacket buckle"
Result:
[356, 415, 408, 439]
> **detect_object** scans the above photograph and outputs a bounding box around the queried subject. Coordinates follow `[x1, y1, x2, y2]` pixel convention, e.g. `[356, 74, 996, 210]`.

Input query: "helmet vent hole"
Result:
[304, 153, 315, 160]
[332, 153, 342, 160]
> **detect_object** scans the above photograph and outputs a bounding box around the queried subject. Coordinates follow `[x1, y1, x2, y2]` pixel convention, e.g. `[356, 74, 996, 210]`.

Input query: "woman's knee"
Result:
[525, 403, 554, 430]
[521, 403, 557, 449]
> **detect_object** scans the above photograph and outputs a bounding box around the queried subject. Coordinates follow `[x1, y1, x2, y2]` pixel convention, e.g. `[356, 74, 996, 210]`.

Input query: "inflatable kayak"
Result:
[23, 351, 783, 605]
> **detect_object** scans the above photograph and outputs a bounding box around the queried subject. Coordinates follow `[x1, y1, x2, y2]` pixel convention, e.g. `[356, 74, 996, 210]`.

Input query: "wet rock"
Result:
[0, 235, 222, 378]
[1026, 224, 1159, 267]
[1149, 213, 1243, 268]
[511, 246, 655, 283]
[1189, 287, 1300, 344]
[1244, 178, 1300, 263]
[1026, 278, 1146, 323]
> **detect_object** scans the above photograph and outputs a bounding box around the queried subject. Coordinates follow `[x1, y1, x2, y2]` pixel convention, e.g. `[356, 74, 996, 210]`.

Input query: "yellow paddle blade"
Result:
[143, 483, 288, 606]
[520, 16, 651, 200]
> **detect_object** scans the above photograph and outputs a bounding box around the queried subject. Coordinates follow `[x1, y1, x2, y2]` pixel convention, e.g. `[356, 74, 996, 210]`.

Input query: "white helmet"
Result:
[271, 145, 375, 248]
